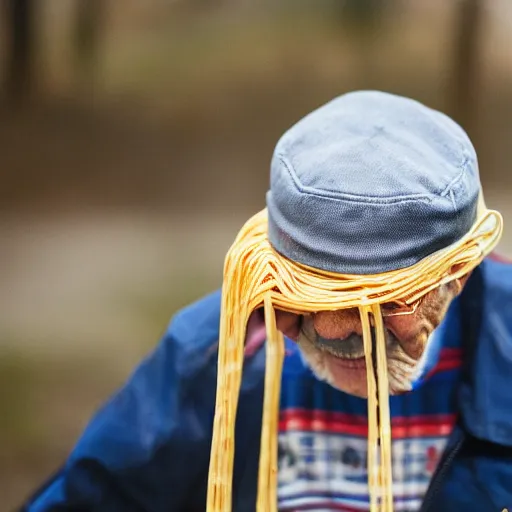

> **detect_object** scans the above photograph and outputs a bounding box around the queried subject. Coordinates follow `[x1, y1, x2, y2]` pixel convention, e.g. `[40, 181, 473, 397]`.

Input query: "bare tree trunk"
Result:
[73, 0, 104, 93]
[338, 0, 387, 89]
[449, 0, 483, 139]
[3, 0, 35, 102]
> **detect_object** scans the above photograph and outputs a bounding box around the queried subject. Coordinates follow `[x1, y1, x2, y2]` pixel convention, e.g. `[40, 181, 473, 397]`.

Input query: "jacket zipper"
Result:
[419, 434, 464, 512]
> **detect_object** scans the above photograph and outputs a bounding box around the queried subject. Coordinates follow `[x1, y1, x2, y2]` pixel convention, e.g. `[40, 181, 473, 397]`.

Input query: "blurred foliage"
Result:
[338, 0, 388, 30]
[0, 350, 37, 447]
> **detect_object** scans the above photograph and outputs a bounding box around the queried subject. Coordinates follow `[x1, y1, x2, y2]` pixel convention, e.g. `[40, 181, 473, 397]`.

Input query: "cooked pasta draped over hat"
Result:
[204, 91, 504, 512]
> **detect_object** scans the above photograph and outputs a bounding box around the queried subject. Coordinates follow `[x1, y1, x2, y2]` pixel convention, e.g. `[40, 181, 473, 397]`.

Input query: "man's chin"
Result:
[323, 352, 372, 397]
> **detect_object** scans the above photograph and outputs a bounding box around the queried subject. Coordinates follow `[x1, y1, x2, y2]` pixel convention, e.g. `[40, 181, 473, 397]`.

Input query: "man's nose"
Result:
[313, 308, 363, 340]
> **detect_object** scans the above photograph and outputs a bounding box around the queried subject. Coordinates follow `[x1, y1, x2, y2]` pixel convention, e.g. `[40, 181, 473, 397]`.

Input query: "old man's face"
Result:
[275, 274, 469, 397]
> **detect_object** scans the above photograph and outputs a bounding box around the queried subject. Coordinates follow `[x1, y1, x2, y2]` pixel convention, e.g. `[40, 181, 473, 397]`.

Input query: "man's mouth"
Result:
[314, 332, 366, 359]
[312, 332, 368, 369]
[299, 326, 399, 370]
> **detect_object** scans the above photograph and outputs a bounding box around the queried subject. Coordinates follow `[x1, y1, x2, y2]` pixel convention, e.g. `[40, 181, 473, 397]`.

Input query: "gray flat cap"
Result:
[266, 90, 481, 275]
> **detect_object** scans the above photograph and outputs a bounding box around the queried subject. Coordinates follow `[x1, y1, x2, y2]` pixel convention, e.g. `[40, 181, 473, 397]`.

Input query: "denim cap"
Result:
[266, 90, 481, 275]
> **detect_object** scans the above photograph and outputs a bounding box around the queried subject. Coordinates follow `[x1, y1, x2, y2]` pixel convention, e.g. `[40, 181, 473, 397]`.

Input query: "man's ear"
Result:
[244, 308, 267, 356]
[245, 308, 302, 352]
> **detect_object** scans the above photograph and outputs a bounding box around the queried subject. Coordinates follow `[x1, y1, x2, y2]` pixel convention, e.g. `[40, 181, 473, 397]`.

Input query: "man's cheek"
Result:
[384, 315, 421, 341]
[407, 337, 429, 360]
[385, 297, 448, 342]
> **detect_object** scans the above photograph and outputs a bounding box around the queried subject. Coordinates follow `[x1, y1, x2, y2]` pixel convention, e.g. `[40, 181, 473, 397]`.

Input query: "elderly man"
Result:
[23, 91, 511, 512]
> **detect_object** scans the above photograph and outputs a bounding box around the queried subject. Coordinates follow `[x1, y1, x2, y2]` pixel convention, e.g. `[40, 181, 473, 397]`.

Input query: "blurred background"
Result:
[0, 0, 511, 508]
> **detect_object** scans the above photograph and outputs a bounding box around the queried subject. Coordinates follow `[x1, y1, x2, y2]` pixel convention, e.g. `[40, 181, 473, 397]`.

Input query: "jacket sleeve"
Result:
[23, 290, 226, 512]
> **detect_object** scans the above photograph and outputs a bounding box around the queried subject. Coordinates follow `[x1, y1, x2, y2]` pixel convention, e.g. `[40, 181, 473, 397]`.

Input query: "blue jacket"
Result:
[22, 257, 512, 511]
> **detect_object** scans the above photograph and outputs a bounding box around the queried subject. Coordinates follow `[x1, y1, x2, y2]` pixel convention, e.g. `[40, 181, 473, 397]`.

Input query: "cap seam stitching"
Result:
[277, 154, 435, 205]
[449, 189, 457, 213]
[439, 153, 470, 198]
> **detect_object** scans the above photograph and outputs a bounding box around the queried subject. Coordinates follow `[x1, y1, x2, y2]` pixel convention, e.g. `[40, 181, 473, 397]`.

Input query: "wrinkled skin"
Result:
[247, 270, 470, 398]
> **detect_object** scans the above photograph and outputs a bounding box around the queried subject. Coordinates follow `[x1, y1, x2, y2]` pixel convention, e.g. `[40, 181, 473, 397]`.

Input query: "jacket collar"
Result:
[458, 258, 512, 445]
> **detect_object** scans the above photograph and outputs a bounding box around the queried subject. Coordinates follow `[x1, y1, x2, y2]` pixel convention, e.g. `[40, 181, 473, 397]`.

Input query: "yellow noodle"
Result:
[206, 203, 503, 512]
[360, 306, 379, 512]
[256, 295, 285, 512]
[373, 304, 394, 512]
